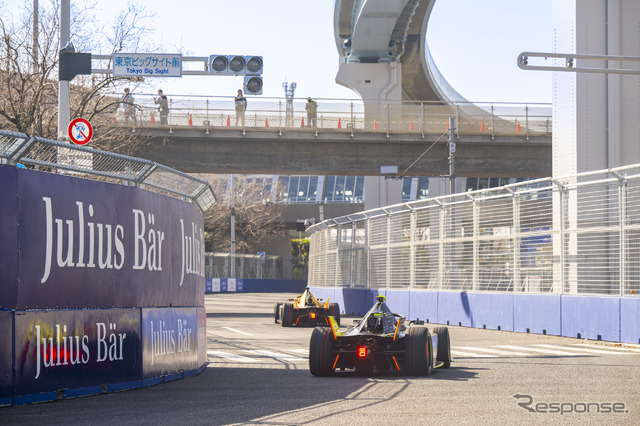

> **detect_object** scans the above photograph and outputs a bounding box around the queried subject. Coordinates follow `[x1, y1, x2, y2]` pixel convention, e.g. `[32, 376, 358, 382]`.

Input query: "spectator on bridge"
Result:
[154, 89, 169, 125]
[235, 89, 247, 127]
[305, 97, 318, 127]
[119, 88, 136, 123]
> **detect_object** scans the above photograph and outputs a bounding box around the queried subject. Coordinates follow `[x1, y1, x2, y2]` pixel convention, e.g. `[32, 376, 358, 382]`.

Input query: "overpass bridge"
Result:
[105, 95, 552, 178]
[121, 125, 551, 178]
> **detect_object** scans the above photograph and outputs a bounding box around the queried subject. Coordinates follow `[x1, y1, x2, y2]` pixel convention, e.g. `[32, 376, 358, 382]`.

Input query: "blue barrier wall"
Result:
[205, 278, 307, 293]
[309, 286, 640, 344]
[0, 166, 207, 406]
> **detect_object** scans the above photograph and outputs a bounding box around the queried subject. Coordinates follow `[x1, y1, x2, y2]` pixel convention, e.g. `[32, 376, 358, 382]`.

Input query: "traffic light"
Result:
[209, 55, 263, 76]
[244, 75, 263, 95]
[209, 55, 229, 74]
[209, 54, 263, 95]
[245, 56, 263, 74]
[59, 52, 91, 81]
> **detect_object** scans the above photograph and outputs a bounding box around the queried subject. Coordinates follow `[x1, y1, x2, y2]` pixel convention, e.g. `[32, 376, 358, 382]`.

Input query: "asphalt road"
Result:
[2, 292, 639, 425]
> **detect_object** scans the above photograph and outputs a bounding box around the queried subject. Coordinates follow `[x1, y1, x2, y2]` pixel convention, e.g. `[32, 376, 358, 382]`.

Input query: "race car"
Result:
[274, 287, 341, 327]
[309, 295, 451, 376]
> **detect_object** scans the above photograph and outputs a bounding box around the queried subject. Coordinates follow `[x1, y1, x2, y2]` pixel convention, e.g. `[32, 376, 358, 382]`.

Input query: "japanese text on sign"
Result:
[113, 53, 182, 77]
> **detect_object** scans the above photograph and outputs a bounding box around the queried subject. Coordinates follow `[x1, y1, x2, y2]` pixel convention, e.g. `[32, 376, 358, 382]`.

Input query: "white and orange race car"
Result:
[274, 287, 341, 327]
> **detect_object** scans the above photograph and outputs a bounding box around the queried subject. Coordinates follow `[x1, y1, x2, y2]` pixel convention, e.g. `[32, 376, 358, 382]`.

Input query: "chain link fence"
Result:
[204, 253, 306, 280]
[307, 164, 640, 296]
[0, 129, 215, 212]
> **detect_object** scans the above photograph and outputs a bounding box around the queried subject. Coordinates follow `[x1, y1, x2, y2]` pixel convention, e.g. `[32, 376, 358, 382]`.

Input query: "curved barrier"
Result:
[309, 287, 640, 345]
[0, 165, 207, 406]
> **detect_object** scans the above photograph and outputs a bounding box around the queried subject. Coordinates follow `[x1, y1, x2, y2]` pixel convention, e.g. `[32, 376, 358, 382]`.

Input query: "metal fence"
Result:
[204, 253, 305, 280]
[307, 164, 640, 297]
[0, 129, 215, 212]
[114, 93, 551, 138]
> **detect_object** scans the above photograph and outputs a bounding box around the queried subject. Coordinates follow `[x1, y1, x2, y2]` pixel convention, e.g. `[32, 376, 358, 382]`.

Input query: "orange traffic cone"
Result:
[301, 117, 305, 127]
[517, 121, 522, 132]
[265, 118, 269, 127]
[338, 118, 342, 129]
[188, 114, 193, 126]
[151, 113, 155, 124]
[226, 116, 231, 126]
[481, 120, 485, 132]
[410, 120, 414, 130]
[374, 119, 378, 130]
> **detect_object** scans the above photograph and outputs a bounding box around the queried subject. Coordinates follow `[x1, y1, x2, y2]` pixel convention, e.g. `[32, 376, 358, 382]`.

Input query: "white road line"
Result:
[496, 345, 576, 356]
[581, 345, 640, 353]
[208, 350, 255, 363]
[451, 349, 497, 358]
[457, 346, 532, 357]
[222, 326, 253, 336]
[244, 349, 307, 362]
[288, 349, 310, 355]
[535, 344, 629, 355]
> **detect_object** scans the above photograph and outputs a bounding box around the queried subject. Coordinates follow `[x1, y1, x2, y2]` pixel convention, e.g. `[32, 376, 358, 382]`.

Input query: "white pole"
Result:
[230, 174, 236, 278]
[57, 0, 70, 141]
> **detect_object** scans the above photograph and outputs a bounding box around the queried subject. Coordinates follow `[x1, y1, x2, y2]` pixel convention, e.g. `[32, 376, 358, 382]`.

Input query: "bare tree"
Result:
[203, 175, 287, 253]
[0, 0, 157, 154]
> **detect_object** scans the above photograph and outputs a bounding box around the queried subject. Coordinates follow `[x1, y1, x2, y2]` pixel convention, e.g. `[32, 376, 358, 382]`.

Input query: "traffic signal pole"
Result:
[58, 0, 70, 141]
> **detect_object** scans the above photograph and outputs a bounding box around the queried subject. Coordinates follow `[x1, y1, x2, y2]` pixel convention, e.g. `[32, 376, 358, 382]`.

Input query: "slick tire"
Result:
[329, 303, 341, 326]
[434, 326, 452, 368]
[281, 302, 294, 327]
[274, 303, 282, 323]
[404, 326, 431, 376]
[309, 327, 335, 376]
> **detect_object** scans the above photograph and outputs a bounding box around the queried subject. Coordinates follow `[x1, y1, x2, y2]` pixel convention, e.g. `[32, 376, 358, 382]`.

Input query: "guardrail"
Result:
[110, 93, 552, 137]
[0, 129, 215, 213]
[307, 163, 640, 297]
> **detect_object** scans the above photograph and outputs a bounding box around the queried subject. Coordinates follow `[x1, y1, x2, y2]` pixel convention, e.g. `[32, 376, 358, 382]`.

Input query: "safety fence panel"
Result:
[307, 164, 640, 296]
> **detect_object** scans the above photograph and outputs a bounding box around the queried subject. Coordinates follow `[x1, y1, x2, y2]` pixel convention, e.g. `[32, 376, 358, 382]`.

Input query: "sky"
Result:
[2, 0, 553, 104]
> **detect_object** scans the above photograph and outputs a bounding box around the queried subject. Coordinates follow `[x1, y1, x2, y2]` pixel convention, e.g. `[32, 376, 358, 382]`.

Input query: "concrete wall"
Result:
[309, 287, 640, 344]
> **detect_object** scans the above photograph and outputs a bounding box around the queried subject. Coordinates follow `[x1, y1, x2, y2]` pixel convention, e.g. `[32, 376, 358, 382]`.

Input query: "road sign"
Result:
[113, 53, 182, 77]
[68, 118, 93, 145]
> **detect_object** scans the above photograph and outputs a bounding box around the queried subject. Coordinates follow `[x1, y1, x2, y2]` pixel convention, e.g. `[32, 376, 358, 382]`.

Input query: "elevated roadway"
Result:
[119, 126, 551, 177]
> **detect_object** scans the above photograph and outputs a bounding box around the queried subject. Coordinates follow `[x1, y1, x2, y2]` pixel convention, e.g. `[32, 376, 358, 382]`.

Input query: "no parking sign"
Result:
[68, 118, 93, 145]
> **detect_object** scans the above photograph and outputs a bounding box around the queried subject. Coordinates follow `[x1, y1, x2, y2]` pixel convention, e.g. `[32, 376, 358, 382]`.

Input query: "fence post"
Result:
[350, 102, 354, 129]
[512, 194, 522, 292]
[490, 105, 495, 140]
[525, 105, 530, 140]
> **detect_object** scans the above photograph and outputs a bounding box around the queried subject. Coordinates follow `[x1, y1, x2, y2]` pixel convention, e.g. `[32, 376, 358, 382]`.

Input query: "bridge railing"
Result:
[0, 129, 215, 212]
[113, 93, 551, 137]
[306, 163, 640, 297]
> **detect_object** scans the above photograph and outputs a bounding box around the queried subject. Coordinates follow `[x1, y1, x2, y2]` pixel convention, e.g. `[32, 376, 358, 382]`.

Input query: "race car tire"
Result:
[281, 302, 294, 327]
[434, 326, 452, 368]
[329, 303, 341, 326]
[274, 303, 282, 323]
[404, 326, 431, 376]
[309, 327, 335, 376]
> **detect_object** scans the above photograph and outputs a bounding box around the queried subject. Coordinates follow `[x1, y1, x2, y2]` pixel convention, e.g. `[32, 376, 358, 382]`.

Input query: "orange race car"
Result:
[274, 287, 341, 327]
